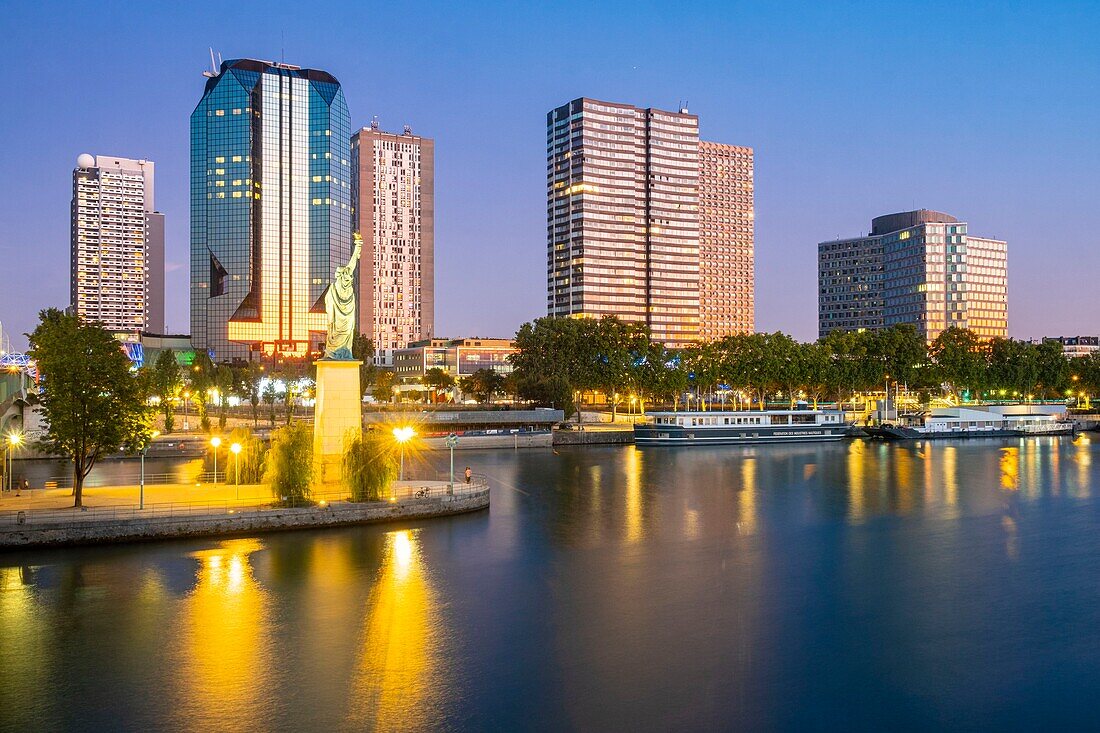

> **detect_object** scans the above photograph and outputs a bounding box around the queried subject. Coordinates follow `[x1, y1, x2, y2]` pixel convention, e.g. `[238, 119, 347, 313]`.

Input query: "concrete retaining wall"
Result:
[0, 489, 489, 549]
[552, 429, 634, 445]
[421, 433, 552, 450]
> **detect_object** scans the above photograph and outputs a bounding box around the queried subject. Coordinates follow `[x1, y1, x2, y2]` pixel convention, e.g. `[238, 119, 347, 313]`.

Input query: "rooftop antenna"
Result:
[371, 116, 380, 130]
[203, 47, 219, 78]
[403, 124, 412, 135]
[281, 30, 285, 64]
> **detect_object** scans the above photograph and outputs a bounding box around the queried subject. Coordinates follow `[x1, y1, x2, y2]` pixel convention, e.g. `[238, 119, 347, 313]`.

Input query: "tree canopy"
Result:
[28, 309, 155, 507]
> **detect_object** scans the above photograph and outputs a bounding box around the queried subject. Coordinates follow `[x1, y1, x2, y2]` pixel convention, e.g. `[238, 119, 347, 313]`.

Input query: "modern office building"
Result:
[190, 58, 352, 361]
[352, 122, 435, 367]
[818, 209, 1007, 341]
[546, 98, 753, 346]
[393, 337, 516, 383]
[699, 141, 754, 339]
[547, 98, 700, 346]
[71, 154, 164, 333]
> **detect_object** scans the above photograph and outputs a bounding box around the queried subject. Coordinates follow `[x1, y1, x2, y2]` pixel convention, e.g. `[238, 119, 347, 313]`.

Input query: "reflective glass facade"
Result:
[818, 210, 1007, 341]
[190, 59, 351, 360]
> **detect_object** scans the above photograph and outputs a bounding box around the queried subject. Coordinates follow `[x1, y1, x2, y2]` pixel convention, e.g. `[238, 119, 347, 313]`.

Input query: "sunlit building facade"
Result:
[819, 209, 1008, 341]
[71, 154, 164, 333]
[392, 337, 516, 382]
[547, 98, 701, 346]
[352, 123, 435, 367]
[699, 142, 754, 339]
[190, 58, 352, 360]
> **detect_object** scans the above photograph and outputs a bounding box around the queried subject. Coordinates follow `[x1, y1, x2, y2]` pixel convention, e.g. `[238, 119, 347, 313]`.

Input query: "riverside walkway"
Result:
[0, 477, 490, 549]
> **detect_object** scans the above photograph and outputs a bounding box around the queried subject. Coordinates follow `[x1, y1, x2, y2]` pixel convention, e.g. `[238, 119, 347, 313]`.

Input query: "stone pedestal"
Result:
[313, 359, 363, 484]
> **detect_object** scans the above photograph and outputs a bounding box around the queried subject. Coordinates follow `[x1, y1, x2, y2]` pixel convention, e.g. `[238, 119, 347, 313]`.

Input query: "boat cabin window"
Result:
[792, 414, 816, 424]
[772, 415, 789, 425]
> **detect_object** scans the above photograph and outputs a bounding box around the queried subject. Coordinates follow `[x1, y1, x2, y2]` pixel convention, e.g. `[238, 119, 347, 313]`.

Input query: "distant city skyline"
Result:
[1, 1, 1097, 350]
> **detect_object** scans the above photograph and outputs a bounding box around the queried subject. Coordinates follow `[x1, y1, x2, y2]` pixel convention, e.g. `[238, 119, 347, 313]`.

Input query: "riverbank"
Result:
[0, 480, 489, 549]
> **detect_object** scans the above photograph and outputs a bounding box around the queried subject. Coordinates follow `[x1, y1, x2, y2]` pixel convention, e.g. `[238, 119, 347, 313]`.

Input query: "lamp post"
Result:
[230, 442, 242, 499]
[392, 426, 415, 484]
[446, 433, 458, 494]
[183, 391, 191, 431]
[210, 436, 222, 484]
[140, 430, 161, 510]
[6, 432, 23, 493]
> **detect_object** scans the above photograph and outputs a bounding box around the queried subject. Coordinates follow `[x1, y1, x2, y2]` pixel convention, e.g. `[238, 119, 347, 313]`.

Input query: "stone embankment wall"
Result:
[552, 429, 634, 446]
[0, 489, 489, 549]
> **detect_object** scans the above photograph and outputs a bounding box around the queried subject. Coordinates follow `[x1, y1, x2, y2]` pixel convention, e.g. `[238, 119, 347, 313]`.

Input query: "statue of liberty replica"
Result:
[323, 233, 362, 360]
[314, 233, 365, 482]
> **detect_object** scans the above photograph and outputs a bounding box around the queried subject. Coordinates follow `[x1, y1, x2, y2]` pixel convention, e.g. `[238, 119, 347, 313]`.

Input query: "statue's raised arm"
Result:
[323, 232, 363, 360]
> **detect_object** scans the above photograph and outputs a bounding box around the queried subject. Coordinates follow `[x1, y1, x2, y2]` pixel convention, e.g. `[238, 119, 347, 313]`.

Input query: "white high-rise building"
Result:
[352, 123, 435, 367]
[71, 154, 164, 333]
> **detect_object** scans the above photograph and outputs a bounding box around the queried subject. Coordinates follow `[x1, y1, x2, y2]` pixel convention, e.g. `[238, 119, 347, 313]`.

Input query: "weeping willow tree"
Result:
[342, 430, 399, 502]
[265, 422, 313, 505]
[224, 427, 267, 485]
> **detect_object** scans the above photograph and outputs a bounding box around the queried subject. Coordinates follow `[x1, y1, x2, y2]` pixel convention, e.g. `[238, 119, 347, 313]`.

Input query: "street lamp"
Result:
[446, 433, 458, 494]
[6, 432, 23, 493]
[140, 430, 161, 510]
[210, 436, 222, 483]
[230, 442, 242, 499]
[183, 391, 191, 431]
[392, 426, 415, 483]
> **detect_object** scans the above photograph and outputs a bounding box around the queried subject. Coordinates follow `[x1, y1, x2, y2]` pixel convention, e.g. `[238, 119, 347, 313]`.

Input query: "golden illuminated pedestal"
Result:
[313, 359, 363, 484]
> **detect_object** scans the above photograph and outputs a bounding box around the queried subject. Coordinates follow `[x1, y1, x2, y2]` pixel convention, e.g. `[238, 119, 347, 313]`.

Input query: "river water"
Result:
[3, 436, 1100, 731]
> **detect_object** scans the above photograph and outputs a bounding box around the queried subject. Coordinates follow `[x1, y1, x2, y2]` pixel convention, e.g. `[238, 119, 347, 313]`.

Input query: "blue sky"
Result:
[1, 0, 1097, 349]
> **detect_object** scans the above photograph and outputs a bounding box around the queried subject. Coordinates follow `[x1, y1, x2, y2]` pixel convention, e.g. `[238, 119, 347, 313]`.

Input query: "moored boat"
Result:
[865, 404, 1076, 440]
[634, 410, 851, 446]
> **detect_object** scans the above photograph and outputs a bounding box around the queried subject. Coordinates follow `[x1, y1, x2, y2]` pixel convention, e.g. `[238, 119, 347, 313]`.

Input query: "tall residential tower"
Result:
[352, 123, 435, 367]
[547, 98, 753, 345]
[818, 209, 1007, 341]
[71, 154, 164, 333]
[190, 58, 351, 360]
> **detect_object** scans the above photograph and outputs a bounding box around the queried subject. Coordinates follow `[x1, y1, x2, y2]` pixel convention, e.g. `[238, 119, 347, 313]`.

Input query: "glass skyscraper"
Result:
[190, 58, 351, 360]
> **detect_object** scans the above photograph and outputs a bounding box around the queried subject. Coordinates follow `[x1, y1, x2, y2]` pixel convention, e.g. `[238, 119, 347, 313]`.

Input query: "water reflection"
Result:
[172, 539, 271, 732]
[348, 529, 441, 730]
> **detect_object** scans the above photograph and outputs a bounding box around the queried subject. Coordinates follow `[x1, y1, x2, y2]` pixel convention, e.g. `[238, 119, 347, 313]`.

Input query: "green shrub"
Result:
[342, 430, 398, 502]
[265, 423, 314, 505]
[225, 427, 267, 485]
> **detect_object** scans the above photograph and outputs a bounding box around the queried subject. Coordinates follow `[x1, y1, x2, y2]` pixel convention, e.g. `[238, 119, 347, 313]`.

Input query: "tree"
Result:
[146, 349, 182, 434]
[224, 427, 267, 485]
[460, 368, 505, 404]
[265, 422, 313, 505]
[262, 382, 279, 426]
[1034, 340, 1070, 398]
[423, 367, 455, 403]
[190, 351, 215, 433]
[373, 370, 395, 403]
[352, 333, 376, 397]
[342, 430, 399, 502]
[214, 362, 234, 430]
[930, 327, 988, 401]
[28, 309, 155, 507]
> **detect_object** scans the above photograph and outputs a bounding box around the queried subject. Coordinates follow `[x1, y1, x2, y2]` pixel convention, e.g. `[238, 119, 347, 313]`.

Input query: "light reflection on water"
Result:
[3, 436, 1100, 730]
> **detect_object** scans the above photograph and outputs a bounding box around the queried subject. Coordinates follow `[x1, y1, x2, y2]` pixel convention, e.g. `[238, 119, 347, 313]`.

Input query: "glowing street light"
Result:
[139, 430, 161, 509]
[392, 426, 415, 482]
[230, 442, 242, 498]
[6, 431, 23, 493]
[210, 436, 222, 483]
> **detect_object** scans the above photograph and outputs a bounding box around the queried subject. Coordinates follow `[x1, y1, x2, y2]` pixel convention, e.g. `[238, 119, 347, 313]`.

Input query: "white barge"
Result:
[634, 410, 851, 446]
[866, 405, 1075, 440]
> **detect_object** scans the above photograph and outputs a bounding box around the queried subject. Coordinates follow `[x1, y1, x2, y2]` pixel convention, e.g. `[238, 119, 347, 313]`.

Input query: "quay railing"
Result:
[0, 476, 490, 529]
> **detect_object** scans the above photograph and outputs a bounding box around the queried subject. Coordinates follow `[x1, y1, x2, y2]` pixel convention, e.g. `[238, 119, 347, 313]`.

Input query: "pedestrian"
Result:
[18, 478, 27, 497]
[464, 466, 472, 484]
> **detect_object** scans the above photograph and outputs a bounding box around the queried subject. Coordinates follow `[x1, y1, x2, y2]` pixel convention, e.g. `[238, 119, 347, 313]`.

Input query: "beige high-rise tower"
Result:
[352, 123, 435, 367]
[71, 154, 164, 333]
[699, 142, 754, 339]
[547, 98, 753, 345]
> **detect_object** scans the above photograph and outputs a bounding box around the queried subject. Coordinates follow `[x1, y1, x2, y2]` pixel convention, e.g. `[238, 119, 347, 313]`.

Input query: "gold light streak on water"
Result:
[942, 446, 959, 514]
[173, 538, 270, 733]
[894, 446, 914, 514]
[737, 458, 757, 535]
[623, 447, 644, 543]
[1000, 447, 1020, 490]
[347, 529, 442, 730]
[847, 441, 866, 522]
[1075, 434, 1092, 498]
[0, 566, 44, 710]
